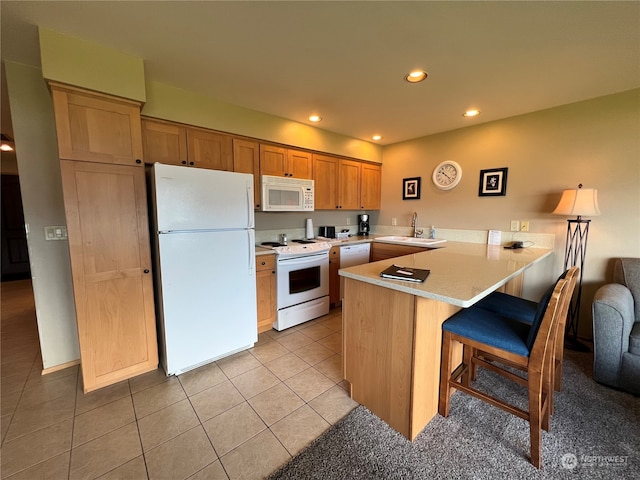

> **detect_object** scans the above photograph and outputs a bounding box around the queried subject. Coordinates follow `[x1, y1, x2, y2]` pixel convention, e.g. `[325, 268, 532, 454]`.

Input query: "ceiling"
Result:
[1, 1, 639, 145]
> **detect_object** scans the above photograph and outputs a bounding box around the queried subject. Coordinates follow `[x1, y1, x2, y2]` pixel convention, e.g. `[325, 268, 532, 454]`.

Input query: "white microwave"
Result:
[261, 175, 314, 212]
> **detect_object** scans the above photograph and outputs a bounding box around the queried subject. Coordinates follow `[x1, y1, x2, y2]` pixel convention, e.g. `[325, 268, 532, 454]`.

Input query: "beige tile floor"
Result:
[1, 280, 358, 479]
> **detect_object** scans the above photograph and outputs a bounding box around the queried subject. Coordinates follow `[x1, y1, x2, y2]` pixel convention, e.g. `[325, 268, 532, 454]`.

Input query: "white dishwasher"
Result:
[340, 243, 371, 301]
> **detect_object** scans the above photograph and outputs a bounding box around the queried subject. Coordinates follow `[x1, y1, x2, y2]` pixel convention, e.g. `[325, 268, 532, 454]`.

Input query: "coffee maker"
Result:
[357, 214, 370, 236]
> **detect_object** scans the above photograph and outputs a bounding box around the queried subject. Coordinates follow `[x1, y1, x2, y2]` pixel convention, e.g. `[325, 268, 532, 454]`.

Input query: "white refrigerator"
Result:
[150, 163, 257, 375]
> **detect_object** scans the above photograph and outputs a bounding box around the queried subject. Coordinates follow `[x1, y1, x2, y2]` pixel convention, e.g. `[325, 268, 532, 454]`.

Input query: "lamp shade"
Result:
[552, 187, 600, 217]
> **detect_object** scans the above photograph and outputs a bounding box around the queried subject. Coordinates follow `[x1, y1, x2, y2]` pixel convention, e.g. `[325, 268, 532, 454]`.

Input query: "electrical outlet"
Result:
[510, 220, 520, 232]
[392, 217, 397, 226]
[346, 217, 350, 225]
[520, 220, 529, 232]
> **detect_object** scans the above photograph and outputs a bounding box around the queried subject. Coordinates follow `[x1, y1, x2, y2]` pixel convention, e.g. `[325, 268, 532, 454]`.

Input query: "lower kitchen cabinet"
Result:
[370, 242, 434, 262]
[256, 254, 277, 333]
[329, 246, 341, 306]
[60, 160, 158, 393]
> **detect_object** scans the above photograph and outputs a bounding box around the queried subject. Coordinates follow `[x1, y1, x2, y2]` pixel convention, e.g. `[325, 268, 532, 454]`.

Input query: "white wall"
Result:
[4, 61, 79, 368]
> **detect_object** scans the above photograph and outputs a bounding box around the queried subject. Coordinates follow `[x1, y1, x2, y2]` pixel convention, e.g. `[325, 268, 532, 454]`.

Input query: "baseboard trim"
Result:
[42, 359, 80, 375]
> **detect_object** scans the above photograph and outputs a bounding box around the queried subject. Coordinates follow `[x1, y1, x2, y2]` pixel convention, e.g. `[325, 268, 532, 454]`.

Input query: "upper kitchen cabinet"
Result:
[141, 118, 188, 166]
[60, 160, 158, 393]
[141, 119, 233, 170]
[313, 154, 339, 209]
[360, 162, 382, 210]
[313, 154, 380, 210]
[187, 128, 233, 171]
[50, 83, 144, 166]
[260, 144, 312, 179]
[233, 138, 261, 209]
[338, 159, 361, 210]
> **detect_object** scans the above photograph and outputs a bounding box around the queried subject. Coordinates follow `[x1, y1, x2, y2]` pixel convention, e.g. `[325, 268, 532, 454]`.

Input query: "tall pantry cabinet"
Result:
[50, 83, 158, 393]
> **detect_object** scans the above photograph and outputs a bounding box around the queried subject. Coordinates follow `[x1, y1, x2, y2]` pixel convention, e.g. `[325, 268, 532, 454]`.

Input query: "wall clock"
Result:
[432, 161, 462, 190]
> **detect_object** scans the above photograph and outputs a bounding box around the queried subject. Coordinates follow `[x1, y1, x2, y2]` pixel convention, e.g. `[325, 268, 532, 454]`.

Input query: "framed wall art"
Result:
[478, 168, 508, 196]
[403, 177, 421, 200]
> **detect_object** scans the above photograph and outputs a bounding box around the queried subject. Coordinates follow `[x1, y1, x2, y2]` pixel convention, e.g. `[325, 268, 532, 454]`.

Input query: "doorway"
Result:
[1, 174, 31, 281]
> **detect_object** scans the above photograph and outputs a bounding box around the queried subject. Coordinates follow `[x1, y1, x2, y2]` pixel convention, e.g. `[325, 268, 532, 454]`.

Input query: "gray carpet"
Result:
[269, 352, 639, 479]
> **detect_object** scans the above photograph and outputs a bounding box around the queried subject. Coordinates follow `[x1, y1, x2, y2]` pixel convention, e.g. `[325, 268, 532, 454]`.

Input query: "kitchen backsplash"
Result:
[256, 222, 554, 249]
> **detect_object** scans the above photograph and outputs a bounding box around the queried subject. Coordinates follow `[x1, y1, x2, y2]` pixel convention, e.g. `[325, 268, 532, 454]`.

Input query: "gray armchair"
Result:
[592, 258, 640, 395]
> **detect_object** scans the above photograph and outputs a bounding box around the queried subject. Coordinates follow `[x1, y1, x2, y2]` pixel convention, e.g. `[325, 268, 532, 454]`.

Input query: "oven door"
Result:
[277, 252, 329, 309]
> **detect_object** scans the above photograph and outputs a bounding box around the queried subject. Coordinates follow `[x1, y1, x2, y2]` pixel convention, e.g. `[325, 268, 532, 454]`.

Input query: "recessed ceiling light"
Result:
[463, 109, 480, 117]
[309, 115, 322, 122]
[405, 70, 428, 83]
[372, 135, 382, 141]
[0, 143, 14, 152]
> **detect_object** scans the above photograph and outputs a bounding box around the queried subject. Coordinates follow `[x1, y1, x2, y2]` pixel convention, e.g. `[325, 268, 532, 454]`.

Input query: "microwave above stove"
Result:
[261, 175, 314, 212]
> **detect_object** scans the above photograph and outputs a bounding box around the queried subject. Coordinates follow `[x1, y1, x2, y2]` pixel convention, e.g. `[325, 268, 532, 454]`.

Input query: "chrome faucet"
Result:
[411, 212, 423, 238]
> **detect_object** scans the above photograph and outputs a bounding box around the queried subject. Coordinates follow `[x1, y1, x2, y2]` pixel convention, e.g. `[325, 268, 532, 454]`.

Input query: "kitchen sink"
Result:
[375, 236, 447, 246]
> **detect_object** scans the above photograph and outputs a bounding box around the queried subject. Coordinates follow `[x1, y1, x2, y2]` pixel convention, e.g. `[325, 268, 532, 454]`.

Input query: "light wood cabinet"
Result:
[50, 83, 144, 166]
[329, 246, 341, 306]
[361, 163, 382, 210]
[141, 119, 187, 166]
[256, 254, 276, 333]
[370, 242, 434, 262]
[338, 159, 361, 210]
[233, 138, 261, 209]
[141, 119, 233, 170]
[312, 154, 339, 209]
[313, 155, 381, 210]
[60, 160, 158, 393]
[260, 144, 312, 179]
[187, 127, 233, 171]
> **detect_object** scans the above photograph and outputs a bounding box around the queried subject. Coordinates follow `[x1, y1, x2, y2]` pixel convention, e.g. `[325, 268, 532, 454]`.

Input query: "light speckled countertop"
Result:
[338, 241, 552, 307]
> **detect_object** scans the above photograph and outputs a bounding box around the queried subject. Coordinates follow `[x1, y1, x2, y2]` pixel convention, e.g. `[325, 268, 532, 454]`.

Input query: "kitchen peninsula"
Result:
[339, 241, 552, 440]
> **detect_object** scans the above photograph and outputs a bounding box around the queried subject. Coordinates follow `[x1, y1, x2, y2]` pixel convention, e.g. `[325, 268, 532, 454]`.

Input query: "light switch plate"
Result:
[44, 226, 68, 240]
[510, 220, 520, 232]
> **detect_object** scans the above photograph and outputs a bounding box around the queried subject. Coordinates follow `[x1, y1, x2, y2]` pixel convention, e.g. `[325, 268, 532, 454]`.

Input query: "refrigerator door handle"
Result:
[247, 186, 254, 228]
[248, 230, 255, 273]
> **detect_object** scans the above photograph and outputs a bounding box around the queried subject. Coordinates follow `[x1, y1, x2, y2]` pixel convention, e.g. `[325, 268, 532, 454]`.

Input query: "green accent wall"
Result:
[142, 81, 382, 162]
[39, 28, 146, 101]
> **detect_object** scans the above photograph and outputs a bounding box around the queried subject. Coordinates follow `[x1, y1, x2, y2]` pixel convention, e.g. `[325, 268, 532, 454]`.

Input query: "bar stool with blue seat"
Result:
[473, 268, 577, 391]
[438, 270, 577, 468]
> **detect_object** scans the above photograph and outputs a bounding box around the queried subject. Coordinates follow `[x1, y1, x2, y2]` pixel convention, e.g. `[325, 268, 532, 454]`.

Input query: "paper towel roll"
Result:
[305, 218, 314, 239]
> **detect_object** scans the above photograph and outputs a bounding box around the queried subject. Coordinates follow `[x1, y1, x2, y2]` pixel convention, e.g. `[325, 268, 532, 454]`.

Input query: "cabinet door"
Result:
[187, 128, 233, 170]
[60, 160, 158, 393]
[338, 159, 361, 210]
[361, 163, 382, 210]
[329, 246, 341, 306]
[142, 119, 187, 166]
[370, 242, 431, 262]
[287, 149, 313, 179]
[233, 138, 261, 209]
[256, 255, 276, 333]
[260, 144, 287, 177]
[313, 154, 339, 210]
[50, 84, 143, 166]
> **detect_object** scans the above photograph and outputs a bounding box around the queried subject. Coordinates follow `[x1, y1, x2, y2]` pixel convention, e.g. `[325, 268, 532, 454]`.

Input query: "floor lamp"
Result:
[552, 184, 600, 351]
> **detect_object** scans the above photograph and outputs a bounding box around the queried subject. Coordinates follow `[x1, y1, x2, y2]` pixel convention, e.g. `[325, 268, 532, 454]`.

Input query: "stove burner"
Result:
[291, 239, 315, 244]
[261, 241, 286, 247]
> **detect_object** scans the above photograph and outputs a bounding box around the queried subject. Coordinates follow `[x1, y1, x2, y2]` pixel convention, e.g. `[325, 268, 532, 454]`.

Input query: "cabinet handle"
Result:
[261, 261, 266, 266]
[272, 270, 275, 274]
[189, 162, 194, 166]
[136, 159, 142, 164]
[182, 160, 187, 165]
[144, 269, 150, 274]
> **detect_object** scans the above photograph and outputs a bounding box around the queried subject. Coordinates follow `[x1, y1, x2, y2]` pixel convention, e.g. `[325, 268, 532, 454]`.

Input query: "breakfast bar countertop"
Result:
[338, 241, 552, 308]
